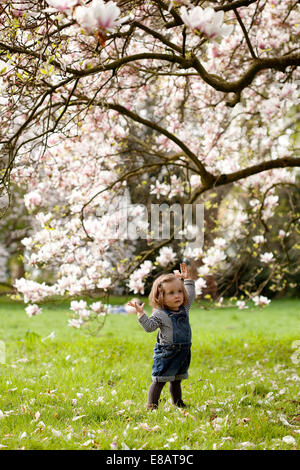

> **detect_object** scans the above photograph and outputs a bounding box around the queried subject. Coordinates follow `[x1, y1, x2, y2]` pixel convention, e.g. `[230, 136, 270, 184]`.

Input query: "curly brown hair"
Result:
[148, 273, 189, 310]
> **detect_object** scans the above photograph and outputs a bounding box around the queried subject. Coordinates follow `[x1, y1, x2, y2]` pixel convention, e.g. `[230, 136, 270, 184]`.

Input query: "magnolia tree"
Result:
[0, 0, 299, 328]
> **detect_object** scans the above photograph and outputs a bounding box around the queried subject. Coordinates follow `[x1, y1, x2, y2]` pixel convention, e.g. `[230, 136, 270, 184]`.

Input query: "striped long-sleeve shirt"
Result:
[138, 280, 195, 345]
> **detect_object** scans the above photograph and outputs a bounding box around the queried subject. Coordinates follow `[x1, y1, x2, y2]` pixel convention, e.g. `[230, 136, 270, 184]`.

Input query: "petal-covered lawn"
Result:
[0, 297, 299, 450]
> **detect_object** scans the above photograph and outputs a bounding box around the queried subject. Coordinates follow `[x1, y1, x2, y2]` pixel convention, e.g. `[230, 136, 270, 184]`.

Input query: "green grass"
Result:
[0, 296, 300, 450]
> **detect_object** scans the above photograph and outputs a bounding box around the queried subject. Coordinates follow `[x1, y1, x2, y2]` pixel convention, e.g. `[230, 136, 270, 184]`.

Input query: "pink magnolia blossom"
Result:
[127, 260, 153, 294]
[75, 0, 127, 35]
[150, 180, 169, 199]
[78, 308, 91, 320]
[14, 279, 56, 303]
[45, 0, 80, 15]
[127, 277, 145, 295]
[24, 191, 42, 211]
[25, 304, 42, 317]
[70, 299, 87, 312]
[68, 318, 84, 328]
[11, 2, 27, 17]
[279, 230, 289, 239]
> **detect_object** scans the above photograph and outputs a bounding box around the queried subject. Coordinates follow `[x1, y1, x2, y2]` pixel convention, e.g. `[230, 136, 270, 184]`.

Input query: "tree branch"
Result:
[214, 157, 300, 187]
[1, 40, 299, 99]
[190, 52, 300, 94]
[233, 8, 257, 59]
[105, 102, 216, 187]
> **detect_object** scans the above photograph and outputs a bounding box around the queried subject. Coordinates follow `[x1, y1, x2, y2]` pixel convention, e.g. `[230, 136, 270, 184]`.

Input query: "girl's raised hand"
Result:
[173, 263, 192, 280]
[127, 300, 145, 318]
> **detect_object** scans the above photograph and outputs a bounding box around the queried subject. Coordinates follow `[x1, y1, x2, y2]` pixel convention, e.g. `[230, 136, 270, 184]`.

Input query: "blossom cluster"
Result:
[46, 0, 128, 37]
[68, 299, 106, 328]
[180, 6, 234, 41]
[127, 261, 153, 295]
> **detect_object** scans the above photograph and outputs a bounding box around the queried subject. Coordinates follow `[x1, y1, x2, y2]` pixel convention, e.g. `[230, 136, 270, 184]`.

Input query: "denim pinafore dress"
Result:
[152, 306, 192, 382]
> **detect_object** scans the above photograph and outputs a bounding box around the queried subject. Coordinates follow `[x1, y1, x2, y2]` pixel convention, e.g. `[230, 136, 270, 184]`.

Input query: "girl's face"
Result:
[163, 279, 184, 310]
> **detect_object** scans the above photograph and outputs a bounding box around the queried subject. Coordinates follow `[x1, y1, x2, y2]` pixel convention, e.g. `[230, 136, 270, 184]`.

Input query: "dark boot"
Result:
[169, 380, 186, 407]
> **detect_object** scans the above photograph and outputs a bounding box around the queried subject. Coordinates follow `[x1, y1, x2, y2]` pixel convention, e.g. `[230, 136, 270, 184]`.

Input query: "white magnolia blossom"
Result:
[35, 212, 53, 226]
[252, 295, 271, 307]
[90, 301, 104, 313]
[168, 175, 185, 198]
[262, 195, 279, 220]
[155, 246, 177, 267]
[202, 247, 226, 266]
[213, 237, 227, 248]
[183, 246, 203, 260]
[236, 300, 248, 310]
[96, 277, 112, 290]
[190, 174, 201, 188]
[180, 6, 233, 41]
[195, 277, 207, 296]
[252, 235, 265, 244]
[260, 252, 274, 263]
[21, 237, 34, 249]
[249, 198, 260, 210]
[197, 264, 211, 276]
[78, 308, 91, 320]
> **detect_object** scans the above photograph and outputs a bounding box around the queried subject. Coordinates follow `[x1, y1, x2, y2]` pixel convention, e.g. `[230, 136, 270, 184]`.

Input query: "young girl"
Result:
[128, 263, 195, 409]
